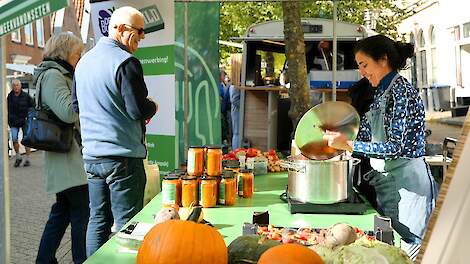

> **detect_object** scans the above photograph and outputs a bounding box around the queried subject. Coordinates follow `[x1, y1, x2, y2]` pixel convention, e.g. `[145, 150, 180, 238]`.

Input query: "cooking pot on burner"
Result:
[281, 155, 360, 204]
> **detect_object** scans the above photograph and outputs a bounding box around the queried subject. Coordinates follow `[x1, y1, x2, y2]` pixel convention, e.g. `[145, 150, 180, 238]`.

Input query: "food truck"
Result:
[236, 18, 376, 151]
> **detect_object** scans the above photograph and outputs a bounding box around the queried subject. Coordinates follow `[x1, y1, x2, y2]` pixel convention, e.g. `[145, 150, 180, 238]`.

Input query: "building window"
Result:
[409, 32, 418, 88]
[417, 29, 427, 88]
[36, 19, 45, 47]
[430, 26, 437, 84]
[10, 28, 21, 43]
[453, 26, 462, 87]
[463, 22, 470, 38]
[24, 23, 34, 46]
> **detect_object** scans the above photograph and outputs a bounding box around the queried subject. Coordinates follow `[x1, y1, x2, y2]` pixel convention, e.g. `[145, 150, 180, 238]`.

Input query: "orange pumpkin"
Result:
[136, 220, 227, 264]
[258, 243, 324, 264]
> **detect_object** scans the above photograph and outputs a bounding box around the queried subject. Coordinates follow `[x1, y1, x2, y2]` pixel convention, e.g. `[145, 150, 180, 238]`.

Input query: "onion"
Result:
[324, 223, 357, 248]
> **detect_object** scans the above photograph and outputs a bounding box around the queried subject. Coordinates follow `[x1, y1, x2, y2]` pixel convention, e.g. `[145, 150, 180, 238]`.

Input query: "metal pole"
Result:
[332, 0, 337, 102]
[183, 2, 189, 163]
[0, 36, 11, 264]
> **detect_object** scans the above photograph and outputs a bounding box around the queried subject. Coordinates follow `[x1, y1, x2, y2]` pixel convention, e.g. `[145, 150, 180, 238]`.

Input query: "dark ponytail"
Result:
[394, 42, 415, 69]
[354, 34, 415, 71]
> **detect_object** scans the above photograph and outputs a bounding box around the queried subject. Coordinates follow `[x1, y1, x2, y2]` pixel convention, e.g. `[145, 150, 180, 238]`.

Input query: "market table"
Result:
[85, 172, 379, 264]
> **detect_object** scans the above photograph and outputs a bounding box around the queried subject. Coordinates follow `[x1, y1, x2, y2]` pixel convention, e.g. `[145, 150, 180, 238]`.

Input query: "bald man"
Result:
[72, 6, 157, 256]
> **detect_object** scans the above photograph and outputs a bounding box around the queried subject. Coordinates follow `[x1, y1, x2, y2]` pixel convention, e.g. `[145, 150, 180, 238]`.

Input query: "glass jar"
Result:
[219, 172, 237, 206]
[206, 145, 222, 176]
[224, 164, 240, 173]
[181, 176, 198, 207]
[187, 146, 204, 176]
[237, 169, 254, 198]
[199, 176, 218, 208]
[162, 174, 181, 206]
[224, 165, 240, 191]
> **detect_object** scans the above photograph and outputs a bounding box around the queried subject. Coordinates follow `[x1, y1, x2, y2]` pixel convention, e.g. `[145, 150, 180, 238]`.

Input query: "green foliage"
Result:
[219, 0, 406, 64]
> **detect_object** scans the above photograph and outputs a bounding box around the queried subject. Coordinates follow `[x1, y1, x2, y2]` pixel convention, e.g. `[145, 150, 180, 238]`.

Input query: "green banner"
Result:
[135, 45, 175, 75]
[146, 134, 176, 172]
[175, 3, 221, 164]
[0, 0, 69, 36]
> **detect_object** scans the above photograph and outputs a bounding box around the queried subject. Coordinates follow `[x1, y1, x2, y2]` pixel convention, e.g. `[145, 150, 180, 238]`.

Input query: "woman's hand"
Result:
[323, 130, 353, 152]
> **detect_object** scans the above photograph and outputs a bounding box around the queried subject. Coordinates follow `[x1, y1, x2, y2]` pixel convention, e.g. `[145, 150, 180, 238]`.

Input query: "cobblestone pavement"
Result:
[9, 151, 73, 264]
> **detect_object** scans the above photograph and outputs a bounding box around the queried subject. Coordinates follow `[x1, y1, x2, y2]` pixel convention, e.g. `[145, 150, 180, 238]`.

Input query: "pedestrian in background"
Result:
[229, 79, 240, 150]
[33, 32, 89, 264]
[73, 6, 157, 256]
[7, 79, 33, 167]
[220, 70, 232, 147]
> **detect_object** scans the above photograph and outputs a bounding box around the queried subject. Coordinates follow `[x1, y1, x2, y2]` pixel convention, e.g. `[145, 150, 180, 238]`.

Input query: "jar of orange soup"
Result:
[199, 176, 218, 208]
[162, 174, 181, 206]
[219, 171, 237, 206]
[181, 176, 198, 207]
[206, 145, 222, 176]
[237, 169, 254, 198]
[187, 146, 204, 176]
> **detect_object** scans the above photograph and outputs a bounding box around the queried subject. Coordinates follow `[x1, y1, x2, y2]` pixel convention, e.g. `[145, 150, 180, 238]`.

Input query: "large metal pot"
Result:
[281, 156, 360, 204]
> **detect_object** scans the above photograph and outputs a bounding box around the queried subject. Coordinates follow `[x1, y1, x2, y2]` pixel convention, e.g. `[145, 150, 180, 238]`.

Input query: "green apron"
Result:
[363, 74, 437, 244]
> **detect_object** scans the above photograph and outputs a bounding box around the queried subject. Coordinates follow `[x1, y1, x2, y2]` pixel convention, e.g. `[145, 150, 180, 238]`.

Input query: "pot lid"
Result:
[294, 101, 360, 160]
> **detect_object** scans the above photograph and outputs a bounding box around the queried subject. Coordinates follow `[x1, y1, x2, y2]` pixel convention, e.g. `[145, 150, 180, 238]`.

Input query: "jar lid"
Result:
[163, 173, 180, 180]
[181, 176, 197, 180]
[205, 144, 222, 149]
[200, 175, 218, 180]
[239, 168, 253, 173]
[222, 170, 235, 178]
[189, 145, 205, 149]
[224, 164, 240, 169]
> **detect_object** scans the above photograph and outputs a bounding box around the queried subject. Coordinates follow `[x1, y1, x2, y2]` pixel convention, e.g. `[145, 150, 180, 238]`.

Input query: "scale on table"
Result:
[280, 101, 368, 215]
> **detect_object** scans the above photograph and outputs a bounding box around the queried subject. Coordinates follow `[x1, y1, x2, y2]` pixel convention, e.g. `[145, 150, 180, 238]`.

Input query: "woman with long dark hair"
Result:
[325, 34, 436, 245]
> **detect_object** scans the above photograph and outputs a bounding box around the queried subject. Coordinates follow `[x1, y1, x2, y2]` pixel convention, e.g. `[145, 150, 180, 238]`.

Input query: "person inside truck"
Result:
[312, 40, 344, 70]
[323, 34, 437, 246]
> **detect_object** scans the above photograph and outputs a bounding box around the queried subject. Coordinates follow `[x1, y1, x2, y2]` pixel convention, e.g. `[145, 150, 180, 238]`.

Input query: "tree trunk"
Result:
[282, 1, 311, 131]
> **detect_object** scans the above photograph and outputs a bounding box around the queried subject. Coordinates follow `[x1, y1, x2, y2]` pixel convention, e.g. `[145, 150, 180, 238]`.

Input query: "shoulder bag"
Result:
[21, 69, 74, 152]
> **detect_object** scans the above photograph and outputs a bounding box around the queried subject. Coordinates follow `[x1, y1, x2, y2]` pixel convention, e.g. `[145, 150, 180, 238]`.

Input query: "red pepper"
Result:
[246, 148, 258, 157]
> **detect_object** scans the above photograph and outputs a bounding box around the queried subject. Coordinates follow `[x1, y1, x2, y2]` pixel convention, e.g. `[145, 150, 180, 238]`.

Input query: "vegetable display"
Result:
[223, 148, 286, 172]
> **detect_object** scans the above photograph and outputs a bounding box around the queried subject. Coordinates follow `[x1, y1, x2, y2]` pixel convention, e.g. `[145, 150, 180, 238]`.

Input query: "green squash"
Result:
[228, 235, 281, 264]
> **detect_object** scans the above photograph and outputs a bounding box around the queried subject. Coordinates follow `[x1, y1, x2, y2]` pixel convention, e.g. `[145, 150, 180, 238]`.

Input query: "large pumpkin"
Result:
[258, 243, 324, 264]
[228, 235, 281, 264]
[137, 220, 227, 264]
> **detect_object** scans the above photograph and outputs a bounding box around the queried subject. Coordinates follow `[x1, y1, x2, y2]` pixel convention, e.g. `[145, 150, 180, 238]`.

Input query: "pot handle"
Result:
[352, 158, 361, 166]
[279, 159, 304, 171]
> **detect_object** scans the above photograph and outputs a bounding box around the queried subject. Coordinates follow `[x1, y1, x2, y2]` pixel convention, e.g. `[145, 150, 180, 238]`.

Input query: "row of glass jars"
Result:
[162, 169, 254, 208]
[187, 145, 223, 177]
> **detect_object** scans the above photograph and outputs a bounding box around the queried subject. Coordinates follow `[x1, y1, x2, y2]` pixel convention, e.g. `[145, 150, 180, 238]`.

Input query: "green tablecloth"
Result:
[85, 172, 378, 264]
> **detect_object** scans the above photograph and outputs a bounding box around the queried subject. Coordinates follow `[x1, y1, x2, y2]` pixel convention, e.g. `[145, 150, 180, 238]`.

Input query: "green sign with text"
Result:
[0, 0, 69, 36]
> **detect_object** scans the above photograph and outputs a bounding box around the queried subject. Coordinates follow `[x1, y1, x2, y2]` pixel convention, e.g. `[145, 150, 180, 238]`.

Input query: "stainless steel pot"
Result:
[281, 156, 360, 204]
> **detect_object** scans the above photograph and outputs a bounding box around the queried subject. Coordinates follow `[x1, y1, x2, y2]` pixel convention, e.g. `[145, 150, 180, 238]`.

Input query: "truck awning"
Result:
[0, 0, 69, 37]
[6, 63, 36, 74]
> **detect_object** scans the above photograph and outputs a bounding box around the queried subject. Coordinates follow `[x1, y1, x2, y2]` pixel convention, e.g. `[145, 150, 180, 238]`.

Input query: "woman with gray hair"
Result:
[33, 32, 89, 264]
